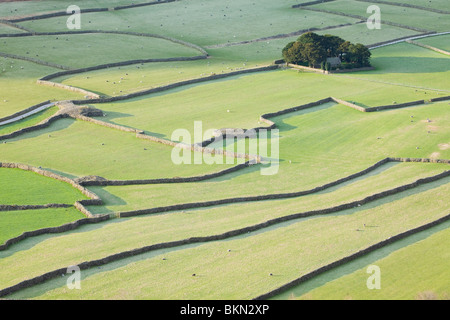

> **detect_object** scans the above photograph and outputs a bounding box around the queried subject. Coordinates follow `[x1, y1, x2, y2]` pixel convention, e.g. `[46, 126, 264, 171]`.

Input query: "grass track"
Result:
[0, 106, 57, 136]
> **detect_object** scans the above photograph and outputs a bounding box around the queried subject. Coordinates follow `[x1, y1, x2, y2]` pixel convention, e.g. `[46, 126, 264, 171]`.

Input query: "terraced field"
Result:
[0, 0, 448, 302]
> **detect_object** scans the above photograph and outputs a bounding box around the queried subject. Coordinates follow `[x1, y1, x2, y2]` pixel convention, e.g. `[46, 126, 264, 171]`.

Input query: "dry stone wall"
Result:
[0, 114, 68, 141]
[0, 204, 72, 212]
[118, 159, 449, 218]
[0, 162, 102, 211]
[1, 168, 448, 297]
[253, 213, 450, 300]
[0, 101, 51, 124]
[70, 65, 279, 105]
[79, 162, 255, 186]
[0, 214, 110, 251]
[406, 40, 450, 56]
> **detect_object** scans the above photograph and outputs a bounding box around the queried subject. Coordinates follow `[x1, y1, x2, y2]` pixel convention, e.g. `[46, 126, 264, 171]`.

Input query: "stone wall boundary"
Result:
[0, 113, 68, 141]
[0, 52, 71, 70]
[0, 214, 110, 252]
[0, 100, 51, 124]
[365, 99, 426, 112]
[118, 160, 449, 217]
[0, 162, 102, 213]
[367, 32, 437, 49]
[331, 97, 446, 113]
[199, 97, 332, 148]
[0, 30, 206, 55]
[288, 63, 375, 74]
[5, 1, 181, 23]
[0, 19, 33, 32]
[78, 161, 255, 186]
[299, 7, 431, 33]
[253, 213, 450, 300]
[0, 163, 109, 251]
[113, 0, 181, 11]
[7, 8, 109, 23]
[1, 169, 448, 297]
[73, 115, 140, 134]
[39, 55, 208, 82]
[355, 0, 450, 15]
[429, 96, 450, 102]
[36, 80, 100, 99]
[292, 0, 336, 8]
[406, 39, 450, 56]
[205, 22, 358, 49]
[136, 132, 260, 163]
[0, 204, 72, 212]
[70, 65, 279, 105]
[68, 112, 260, 163]
[331, 97, 366, 112]
[389, 157, 450, 164]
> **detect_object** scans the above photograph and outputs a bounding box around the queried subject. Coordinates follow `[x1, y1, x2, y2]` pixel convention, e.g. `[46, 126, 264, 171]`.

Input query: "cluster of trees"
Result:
[282, 32, 372, 70]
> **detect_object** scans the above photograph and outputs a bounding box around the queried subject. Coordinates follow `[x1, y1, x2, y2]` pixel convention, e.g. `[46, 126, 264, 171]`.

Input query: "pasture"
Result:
[0, 0, 448, 301]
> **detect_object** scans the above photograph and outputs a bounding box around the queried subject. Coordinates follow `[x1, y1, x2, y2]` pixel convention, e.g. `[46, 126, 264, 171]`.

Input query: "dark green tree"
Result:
[337, 41, 352, 62]
[282, 32, 371, 69]
[321, 34, 345, 58]
[283, 41, 307, 64]
[350, 43, 372, 66]
[302, 42, 327, 67]
[297, 32, 322, 46]
[282, 41, 296, 63]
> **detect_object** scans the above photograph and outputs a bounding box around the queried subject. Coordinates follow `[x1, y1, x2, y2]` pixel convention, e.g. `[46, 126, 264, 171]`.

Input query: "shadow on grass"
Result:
[0, 216, 124, 260]
[270, 102, 338, 133]
[6, 239, 204, 300]
[7, 175, 450, 299]
[219, 173, 450, 242]
[85, 186, 128, 215]
[270, 219, 450, 300]
[4, 118, 75, 143]
[112, 69, 280, 104]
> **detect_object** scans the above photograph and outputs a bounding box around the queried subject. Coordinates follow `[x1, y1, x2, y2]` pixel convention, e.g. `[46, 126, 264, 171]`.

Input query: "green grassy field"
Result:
[310, 0, 450, 32]
[7, 182, 448, 299]
[315, 22, 420, 45]
[0, 58, 84, 118]
[87, 71, 446, 143]
[339, 41, 450, 92]
[0, 118, 237, 180]
[0, 207, 85, 246]
[0, 0, 448, 301]
[0, 33, 202, 69]
[0, 167, 88, 205]
[295, 227, 450, 300]
[385, 0, 450, 11]
[0, 24, 26, 34]
[0, 105, 57, 136]
[0, 0, 138, 18]
[415, 34, 450, 52]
